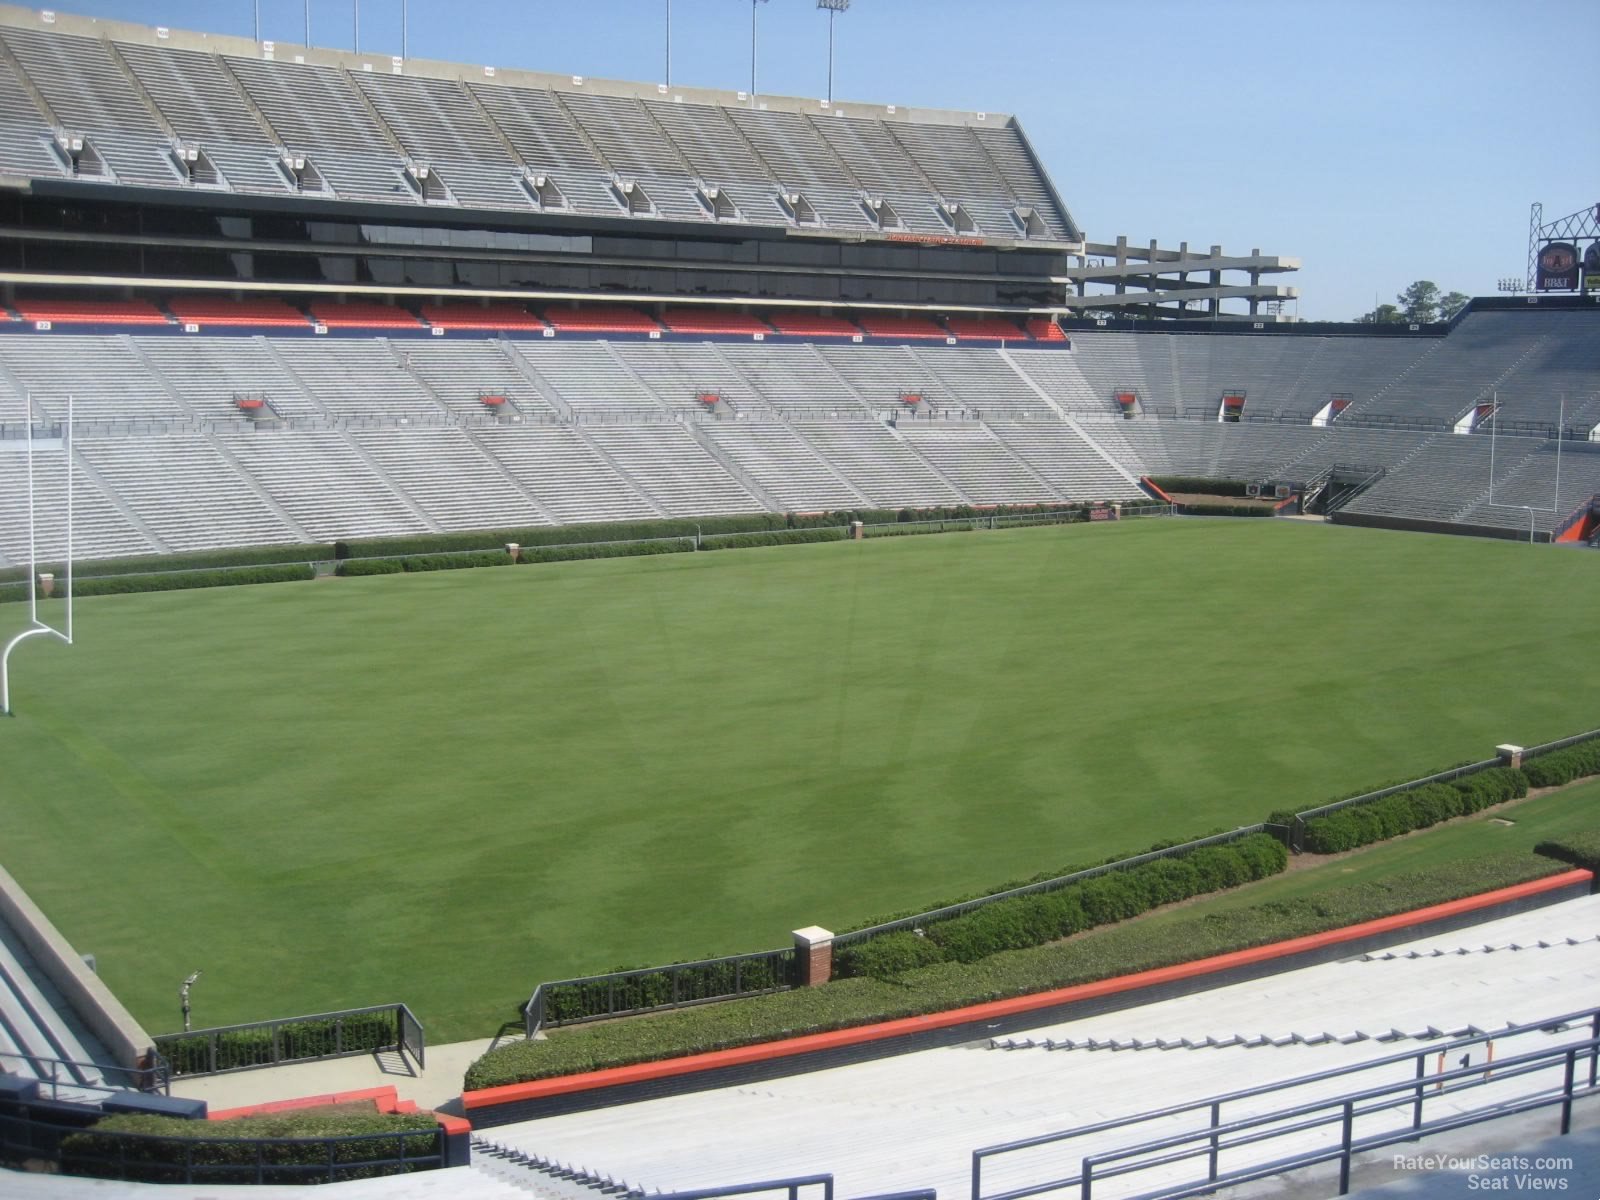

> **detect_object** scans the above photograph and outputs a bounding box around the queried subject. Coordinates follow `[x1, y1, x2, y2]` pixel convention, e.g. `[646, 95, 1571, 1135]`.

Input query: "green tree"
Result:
[1397, 280, 1442, 323]
[1356, 303, 1403, 324]
[1440, 291, 1470, 320]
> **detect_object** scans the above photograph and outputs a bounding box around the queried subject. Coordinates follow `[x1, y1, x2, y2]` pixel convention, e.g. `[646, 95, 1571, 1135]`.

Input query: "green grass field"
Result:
[3, 519, 1598, 1041]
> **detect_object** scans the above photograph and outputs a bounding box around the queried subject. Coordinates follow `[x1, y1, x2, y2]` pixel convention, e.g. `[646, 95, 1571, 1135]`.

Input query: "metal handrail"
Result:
[972, 1004, 1600, 1200]
[1078, 1039, 1600, 1200]
[154, 1002, 423, 1077]
[650, 1173, 835, 1200]
[0, 1048, 170, 1096]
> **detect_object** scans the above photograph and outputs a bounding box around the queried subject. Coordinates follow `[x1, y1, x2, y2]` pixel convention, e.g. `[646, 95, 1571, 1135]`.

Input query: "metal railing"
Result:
[0, 1048, 169, 1097]
[832, 825, 1270, 951]
[153, 1002, 424, 1078]
[972, 1004, 1600, 1200]
[652, 1174, 835, 1200]
[525, 946, 798, 1039]
[1289, 726, 1600, 850]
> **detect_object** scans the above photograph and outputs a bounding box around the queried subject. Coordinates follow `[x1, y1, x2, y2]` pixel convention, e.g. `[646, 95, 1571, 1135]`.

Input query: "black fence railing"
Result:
[1288, 726, 1600, 851]
[524, 946, 797, 1039]
[153, 1003, 424, 1078]
[832, 825, 1273, 952]
[1, 1118, 443, 1186]
[0, 1049, 169, 1097]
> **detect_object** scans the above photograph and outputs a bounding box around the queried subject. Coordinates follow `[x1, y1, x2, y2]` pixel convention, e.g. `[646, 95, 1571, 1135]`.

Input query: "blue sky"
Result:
[48, 0, 1600, 319]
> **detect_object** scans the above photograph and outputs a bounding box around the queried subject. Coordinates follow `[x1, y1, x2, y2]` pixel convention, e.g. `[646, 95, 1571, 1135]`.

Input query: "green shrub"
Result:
[835, 931, 949, 980]
[337, 558, 405, 577]
[60, 1108, 439, 1184]
[1150, 477, 1255, 497]
[68, 564, 314, 598]
[400, 552, 511, 572]
[1176, 502, 1273, 517]
[1523, 742, 1600, 788]
[519, 539, 694, 564]
[1533, 832, 1600, 875]
[1302, 768, 1531, 853]
[699, 527, 848, 551]
[0, 543, 334, 584]
[158, 1010, 399, 1077]
[465, 847, 1560, 1090]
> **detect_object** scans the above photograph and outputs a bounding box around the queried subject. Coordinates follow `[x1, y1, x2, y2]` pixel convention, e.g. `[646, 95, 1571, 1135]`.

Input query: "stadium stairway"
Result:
[472, 1136, 648, 1199]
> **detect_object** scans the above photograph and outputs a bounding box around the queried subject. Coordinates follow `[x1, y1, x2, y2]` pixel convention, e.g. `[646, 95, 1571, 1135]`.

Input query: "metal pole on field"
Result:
[2, 394, 73, 717]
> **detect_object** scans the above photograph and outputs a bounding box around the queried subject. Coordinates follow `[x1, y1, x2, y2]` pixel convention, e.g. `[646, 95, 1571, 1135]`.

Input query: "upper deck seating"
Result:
[542, 306, 661, 335]
[167, 297, 309, 329]
[308, 302, 423, 329]
[420, 304, 547, 332]
[12, 299, 168, 327]
[660, 310, 773, 337]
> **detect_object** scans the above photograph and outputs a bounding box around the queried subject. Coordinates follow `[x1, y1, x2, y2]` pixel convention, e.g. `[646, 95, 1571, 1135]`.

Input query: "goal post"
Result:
[2, 393, 74, 716]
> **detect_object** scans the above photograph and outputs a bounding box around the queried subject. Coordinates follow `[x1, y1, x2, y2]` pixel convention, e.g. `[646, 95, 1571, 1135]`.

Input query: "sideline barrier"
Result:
[466, 869, 1590, 1124]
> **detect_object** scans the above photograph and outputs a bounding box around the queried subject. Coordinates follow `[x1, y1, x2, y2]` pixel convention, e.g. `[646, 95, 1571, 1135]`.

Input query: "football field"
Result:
[3, 518, 1597, 1041]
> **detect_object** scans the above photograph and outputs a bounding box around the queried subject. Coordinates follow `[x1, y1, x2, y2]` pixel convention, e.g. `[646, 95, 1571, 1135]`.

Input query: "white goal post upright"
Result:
[1485, 391, 1565, 545]
[2, 394, 74, 716]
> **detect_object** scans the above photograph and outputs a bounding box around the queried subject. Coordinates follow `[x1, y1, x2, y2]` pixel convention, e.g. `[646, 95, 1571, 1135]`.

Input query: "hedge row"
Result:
[836, 834, 1287, 979]
[699, 527, 849, 551]
[1302, 766, 1528, 853]
[0, 542, 334, 584]
[329, 506, 1085, 560]
[158, 1009, 400, 1077]
[71, 564, 316, 597]
[520, 539, 694, 564]
[336, 552, 511, 576]
[1523, 742, 1600, 788]
[1177, 502, 1274, 517]
[464, 846, 1565, 1088]
[1150, 476, 1255, 497]
[1533, 832, 1600, 875]
[60, 1108, 439, 1184]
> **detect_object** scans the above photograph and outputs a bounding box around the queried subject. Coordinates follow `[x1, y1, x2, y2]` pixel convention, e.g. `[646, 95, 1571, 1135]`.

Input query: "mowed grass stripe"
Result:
[2, 519, 1596, 1040]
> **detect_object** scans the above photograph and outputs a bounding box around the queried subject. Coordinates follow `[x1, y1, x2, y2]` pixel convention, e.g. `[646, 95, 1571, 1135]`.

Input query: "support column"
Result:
[1496, 744, 1524, 770]
[792, 926, 834, 987]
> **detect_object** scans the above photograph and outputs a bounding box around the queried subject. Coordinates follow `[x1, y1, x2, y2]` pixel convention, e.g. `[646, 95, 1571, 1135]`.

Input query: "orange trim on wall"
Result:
[464, 868, 1591, 1110]
[1141, 477, 1174, 504]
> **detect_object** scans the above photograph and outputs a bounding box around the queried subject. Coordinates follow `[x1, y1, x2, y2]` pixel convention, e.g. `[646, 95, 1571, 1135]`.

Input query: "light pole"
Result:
[665, 0, 672, 86]
[402, 0, 408, 58]
[751, 0, 769, 97]
[304, 0, 310, 46]
[354, 0, 360, 52]
[180, 971, 202, 1032]
[817, 0, 849, 103]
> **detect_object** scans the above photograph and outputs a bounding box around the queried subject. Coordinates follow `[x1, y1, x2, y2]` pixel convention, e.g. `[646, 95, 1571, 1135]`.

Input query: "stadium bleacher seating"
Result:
[308, 301, 424, 329]
[659, 310, 773, 337]
[166, 296, 309, 329]
[943, 316, 1028, 341]
[766, 313, 864, 339]
[541, 306, 661, 335]
[419, 304, 547, 332]
[11, 298, 168, 326]
[855, 315, 949, 340]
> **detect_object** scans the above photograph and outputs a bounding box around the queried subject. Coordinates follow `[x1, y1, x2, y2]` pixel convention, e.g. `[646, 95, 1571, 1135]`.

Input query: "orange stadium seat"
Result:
[542, 305, 661, 334]
[944, 316, 1028, 340]
[167, 296, 310, 328]
[14, 297, 169, 326]
[659, 309, 773, 336]
[857, 314, 948, 339]
[308, 301, 423, 328]
[765, 313, 863, 337]
[420, 303, 546, 331]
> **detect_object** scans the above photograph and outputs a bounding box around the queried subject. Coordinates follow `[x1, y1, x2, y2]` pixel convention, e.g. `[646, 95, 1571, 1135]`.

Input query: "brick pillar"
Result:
[1496, 744, 1524, 770]
[504, 543, 520, 563]
[792, 926, 834, 987]
[851, 521, 864, 541]
[37, 573, 53, 598]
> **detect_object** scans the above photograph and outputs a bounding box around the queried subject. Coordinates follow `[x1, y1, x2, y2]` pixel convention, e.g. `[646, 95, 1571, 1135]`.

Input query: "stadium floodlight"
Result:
[665, 0, 672, 86]
[817, 0, 850, 103]
[751, 0, 770, 97]
[1, 395, 74, 718]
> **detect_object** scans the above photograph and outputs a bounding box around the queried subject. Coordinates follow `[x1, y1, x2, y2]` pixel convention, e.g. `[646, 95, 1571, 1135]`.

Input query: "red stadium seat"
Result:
[944, 316, 1027, 341]
[659, 309, 773, 336]
[168, 296, 310, 328]
[766, 313, 863, 338]
[308, 301, 423, 328]
[14, 298, 169, 326]
[420, 303, 546, 331]
[542, 305, 661, 334]
[1026, 317, 1067, 341]
[857, 314, 948, 340]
